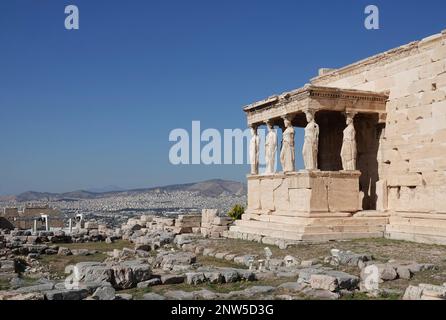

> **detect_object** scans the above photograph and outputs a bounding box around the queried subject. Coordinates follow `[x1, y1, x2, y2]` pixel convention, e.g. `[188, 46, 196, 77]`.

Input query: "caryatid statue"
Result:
[280, 116, 295, 173]
[264, 120, 277, 174]
[341, 113, 357, 171]
[302, 110, 319, 170]
[249, 125, 260, 175]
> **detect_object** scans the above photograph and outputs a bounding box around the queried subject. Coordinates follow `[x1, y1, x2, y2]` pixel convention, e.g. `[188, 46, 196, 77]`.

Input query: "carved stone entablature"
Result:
[244, 85, 389, 126]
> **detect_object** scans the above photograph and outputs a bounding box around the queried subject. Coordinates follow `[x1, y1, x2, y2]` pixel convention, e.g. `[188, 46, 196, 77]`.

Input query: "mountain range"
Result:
[2, 179, 247, 202]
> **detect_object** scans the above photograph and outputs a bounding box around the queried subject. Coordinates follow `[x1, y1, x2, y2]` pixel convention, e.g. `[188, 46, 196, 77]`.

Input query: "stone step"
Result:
[229, 224, 384, 242]
[231, 221, 385, 241]
[235, 219, 386, 233]
[385, 231, 446, 246]
[245, 210, 352, 218]
[389, 216, 446, 228]
[353, 210, 390, 217]
[300, 231, 384, 241]
[393, 212, 446, 220]
[242, 213, 388, 226]
[386, 223, 446, 237]
[229, 225, 303, 241]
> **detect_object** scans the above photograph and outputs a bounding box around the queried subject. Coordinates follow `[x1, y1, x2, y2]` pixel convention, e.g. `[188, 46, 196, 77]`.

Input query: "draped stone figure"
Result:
[264, 121, 277, 174]
[249, 126, 260, 175]
[280, 117, 295, 173]
[302, 111, 319, 170]
[341, 115, 357, 170]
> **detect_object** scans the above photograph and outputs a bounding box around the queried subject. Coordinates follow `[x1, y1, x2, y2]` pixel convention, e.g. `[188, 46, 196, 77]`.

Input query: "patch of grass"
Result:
[120, 282, 208, 300]
[122, 276, 294, 300]
[62, 240, 132, 253]
[341, 291, 401, 300]
[0, 278, 10, 291]
[120, 287, 152, 300]
[378, 291, 403, 300]
[129, 277, 294, 300]
[196, 255, 247, 269]
[409, 267, 446, 286]
[340, 292, 372, 300]
[36, 240, 132, 279]
[39, 253, 106, 278]
[204, 281, 256, 294]
[207, 239, 286, 258]
[17, 275, 38, 286]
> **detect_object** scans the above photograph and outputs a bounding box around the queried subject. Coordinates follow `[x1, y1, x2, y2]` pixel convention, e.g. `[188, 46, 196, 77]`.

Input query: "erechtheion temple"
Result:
[228, 30, 446, 245]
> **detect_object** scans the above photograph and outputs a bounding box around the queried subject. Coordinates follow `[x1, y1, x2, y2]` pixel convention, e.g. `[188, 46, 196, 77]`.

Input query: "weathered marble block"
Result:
[247, 171, 361, 216]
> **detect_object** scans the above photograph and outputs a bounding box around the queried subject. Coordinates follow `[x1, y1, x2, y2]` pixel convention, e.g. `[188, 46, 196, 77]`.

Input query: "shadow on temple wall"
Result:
[355, 114, 380, 210]
[314, 111, 380, 210]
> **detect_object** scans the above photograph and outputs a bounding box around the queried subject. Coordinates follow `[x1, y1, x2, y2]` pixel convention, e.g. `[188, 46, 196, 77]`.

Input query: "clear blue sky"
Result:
[0, 0, 445, 195]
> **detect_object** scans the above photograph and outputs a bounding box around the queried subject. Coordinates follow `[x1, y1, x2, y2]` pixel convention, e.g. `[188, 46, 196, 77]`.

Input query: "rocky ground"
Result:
[1, 216, 446, 300]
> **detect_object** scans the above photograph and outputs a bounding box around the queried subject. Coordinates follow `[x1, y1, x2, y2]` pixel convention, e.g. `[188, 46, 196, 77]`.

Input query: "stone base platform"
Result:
[247, 171, 362, 216]
[227, 211, 389, 243]
[228, 171, 389, 243]
[386, 213, 446, 245]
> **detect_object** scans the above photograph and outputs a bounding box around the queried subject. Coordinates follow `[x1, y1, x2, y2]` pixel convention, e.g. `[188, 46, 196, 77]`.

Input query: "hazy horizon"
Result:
[0, 177, 247, 197]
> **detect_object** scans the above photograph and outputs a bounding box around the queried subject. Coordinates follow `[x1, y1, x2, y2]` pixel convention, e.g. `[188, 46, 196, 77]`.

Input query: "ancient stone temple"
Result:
[227, 30, 446, 245]
[0, 205, 64, 230]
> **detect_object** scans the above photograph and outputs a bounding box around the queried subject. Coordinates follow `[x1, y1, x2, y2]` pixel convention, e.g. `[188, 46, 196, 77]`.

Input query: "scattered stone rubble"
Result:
[403, 283, 446, 300]
[0, 210, 445, 300]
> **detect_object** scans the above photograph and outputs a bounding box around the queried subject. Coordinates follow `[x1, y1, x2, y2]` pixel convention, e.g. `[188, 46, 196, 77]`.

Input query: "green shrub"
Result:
[227, 204, 245, 221]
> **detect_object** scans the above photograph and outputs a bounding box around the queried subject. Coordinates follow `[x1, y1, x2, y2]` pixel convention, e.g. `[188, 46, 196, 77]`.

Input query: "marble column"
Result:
[302, 110, 319, 170]
[44, 215, 49, 232]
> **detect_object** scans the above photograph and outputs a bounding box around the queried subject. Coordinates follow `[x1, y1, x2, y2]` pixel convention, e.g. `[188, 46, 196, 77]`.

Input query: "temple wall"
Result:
[311, 31, 446, 216]
[311, 30, 446, 244]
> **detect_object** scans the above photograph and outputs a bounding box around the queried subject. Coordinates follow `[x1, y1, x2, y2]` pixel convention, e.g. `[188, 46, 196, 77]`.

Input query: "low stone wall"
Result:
[174, 215, 201, 234]
[147, 217, 175, 232]
[201, 209, 232, 238]
[1, 206, 65, 230]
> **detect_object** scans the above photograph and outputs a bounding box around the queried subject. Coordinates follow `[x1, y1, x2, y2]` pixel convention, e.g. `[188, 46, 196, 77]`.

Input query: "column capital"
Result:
[249, 123, 259, 130]
[344, 111, 357, 120]
[281, 114, 293, 121]
[303, 108, 317, 116]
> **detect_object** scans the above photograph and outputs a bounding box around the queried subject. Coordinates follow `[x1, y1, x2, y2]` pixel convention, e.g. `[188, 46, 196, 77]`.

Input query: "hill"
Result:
[12, 179, 246, 202]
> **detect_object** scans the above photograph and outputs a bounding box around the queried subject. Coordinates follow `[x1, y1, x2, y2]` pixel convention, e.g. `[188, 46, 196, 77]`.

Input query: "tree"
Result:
[227, 204, 245, 221]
